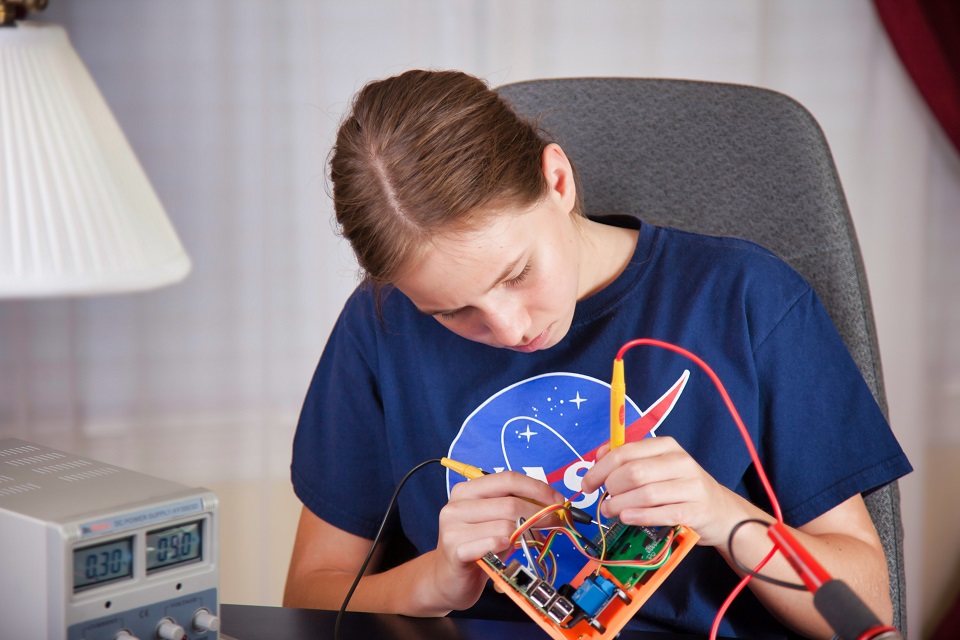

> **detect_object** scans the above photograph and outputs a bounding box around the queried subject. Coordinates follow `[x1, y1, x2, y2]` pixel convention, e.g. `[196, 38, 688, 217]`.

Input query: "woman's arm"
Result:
[719, 493, 891, 638]
[284, 505, 476, 615]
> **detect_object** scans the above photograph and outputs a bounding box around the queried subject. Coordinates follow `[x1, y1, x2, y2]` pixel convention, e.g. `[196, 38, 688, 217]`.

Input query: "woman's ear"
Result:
[541, 143, 578, 214]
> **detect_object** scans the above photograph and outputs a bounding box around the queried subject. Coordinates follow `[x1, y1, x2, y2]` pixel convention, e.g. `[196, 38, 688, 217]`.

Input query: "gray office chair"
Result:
[497, 77, 906, 634]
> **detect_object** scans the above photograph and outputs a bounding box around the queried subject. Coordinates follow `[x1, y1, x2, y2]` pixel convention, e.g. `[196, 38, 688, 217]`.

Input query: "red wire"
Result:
[616, 338, 785, 639]
[616, 338, 783, 522]
[710, 548, 777, 640]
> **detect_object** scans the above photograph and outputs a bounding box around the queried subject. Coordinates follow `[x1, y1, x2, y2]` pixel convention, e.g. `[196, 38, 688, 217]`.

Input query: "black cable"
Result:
[334, 458, 443, 640]
[727, 519, 807, 591]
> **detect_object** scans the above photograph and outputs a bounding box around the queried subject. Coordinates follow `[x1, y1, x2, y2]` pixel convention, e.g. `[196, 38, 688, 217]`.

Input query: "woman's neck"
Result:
[577, 217, 640, 300]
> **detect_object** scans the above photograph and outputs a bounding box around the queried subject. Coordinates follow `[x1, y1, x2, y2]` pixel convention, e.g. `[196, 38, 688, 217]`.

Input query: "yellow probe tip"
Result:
[440, 457, 485, 480]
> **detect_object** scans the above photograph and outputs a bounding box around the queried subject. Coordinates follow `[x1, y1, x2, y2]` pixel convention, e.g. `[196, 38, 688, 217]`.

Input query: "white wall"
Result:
[2, 2, 957, 638]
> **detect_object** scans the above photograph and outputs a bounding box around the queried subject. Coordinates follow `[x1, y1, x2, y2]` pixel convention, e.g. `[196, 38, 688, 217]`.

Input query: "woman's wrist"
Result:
[384, 550, 451, 616]
[703, 487, 770, 551]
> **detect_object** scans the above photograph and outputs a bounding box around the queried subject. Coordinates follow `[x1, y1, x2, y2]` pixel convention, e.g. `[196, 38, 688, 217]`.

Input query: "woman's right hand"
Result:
[422, 470, 567, 613]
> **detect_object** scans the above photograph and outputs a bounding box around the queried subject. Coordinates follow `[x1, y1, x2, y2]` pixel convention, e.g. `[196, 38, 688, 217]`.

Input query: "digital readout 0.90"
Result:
[73, 537, 134, 591]
[146, 520, 202, 572]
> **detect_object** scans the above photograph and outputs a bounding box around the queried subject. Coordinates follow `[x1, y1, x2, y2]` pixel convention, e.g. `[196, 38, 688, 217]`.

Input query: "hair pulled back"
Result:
[330, 69, 567, 287]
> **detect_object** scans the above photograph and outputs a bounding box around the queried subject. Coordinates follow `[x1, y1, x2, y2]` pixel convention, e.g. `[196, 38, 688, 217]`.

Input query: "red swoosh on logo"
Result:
[544, 370, 690, 485]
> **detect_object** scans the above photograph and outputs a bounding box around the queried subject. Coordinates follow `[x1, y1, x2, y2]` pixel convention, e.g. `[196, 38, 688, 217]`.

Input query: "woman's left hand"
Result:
[580, 436, 749, 548]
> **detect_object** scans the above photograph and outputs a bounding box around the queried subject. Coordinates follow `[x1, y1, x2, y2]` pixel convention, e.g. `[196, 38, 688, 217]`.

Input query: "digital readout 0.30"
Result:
[73, 537, 134, 591]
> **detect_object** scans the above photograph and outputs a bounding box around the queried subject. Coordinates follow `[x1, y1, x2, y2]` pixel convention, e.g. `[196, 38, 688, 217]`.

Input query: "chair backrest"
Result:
[497, 77, 906, 634]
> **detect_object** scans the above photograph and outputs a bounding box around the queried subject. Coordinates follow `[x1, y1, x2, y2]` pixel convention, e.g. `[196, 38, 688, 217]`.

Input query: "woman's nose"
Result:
[483, 306, 527, 347]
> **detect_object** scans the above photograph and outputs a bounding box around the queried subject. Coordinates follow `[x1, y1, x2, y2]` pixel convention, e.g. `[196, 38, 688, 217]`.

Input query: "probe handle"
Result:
[610, 358, 626, 449]
[813, 580, 901, 640]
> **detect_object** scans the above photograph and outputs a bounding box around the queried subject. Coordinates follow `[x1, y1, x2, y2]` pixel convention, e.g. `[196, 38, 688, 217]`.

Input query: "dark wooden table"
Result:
[220, 603, 709, 640]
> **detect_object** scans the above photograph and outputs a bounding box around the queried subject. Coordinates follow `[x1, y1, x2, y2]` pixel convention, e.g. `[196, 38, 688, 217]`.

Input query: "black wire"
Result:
[728, 519, 808, 591]
[333, 458, 444, 640]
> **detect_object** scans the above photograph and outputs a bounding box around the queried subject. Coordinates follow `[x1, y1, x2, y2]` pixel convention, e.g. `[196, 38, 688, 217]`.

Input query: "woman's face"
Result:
[394, 196, 585, 352]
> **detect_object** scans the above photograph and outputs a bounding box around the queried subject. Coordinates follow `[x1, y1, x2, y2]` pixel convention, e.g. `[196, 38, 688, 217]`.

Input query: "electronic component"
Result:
[504, 558, 538, 589]
[593, 520, 677, 589]
[529, 580, 557, 608]
[570, 574, 622, 618]
[478, 522, 698, 640]
[0, 438, 219, 640]
[545, 594, 575, 625]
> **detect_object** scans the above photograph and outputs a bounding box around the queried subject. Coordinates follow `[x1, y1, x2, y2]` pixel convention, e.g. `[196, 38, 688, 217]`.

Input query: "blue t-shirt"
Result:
[291, 218, 911, 638]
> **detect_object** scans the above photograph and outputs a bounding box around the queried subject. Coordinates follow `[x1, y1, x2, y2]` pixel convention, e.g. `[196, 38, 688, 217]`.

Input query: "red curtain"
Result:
[873, 0, 960, 155]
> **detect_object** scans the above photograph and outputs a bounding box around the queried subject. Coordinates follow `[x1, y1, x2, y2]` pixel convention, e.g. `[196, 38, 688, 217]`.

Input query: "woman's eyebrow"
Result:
[417, 256, 523, 316]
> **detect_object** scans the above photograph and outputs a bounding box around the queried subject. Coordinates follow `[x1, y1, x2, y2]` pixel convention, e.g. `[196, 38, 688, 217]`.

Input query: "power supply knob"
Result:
[115, 631, 140, 640]
[192, 608, 221, 632]
[155, 618, 185, 640]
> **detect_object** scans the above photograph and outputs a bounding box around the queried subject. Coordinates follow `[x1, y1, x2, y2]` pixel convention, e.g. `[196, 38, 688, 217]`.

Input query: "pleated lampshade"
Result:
[0, 22, 191, 297]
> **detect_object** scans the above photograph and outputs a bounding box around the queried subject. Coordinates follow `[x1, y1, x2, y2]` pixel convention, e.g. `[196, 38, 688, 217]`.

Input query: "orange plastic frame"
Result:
[477, 525, 700, 640]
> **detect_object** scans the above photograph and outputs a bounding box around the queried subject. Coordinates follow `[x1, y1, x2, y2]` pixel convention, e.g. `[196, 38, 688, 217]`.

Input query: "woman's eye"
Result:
[437, 310, 459, 320]
[506, 263, 531, 287]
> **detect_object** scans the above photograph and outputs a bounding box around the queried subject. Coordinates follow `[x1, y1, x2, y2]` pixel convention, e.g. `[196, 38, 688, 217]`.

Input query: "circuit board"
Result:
[477, 521, 699, 640]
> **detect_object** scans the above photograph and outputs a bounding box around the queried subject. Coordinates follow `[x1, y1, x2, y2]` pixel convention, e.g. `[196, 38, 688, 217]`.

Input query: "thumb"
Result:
[595, 443, 611, 461]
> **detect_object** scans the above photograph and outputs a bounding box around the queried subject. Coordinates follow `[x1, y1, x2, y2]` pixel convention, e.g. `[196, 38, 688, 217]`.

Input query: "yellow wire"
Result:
[596, 490, 611, 572]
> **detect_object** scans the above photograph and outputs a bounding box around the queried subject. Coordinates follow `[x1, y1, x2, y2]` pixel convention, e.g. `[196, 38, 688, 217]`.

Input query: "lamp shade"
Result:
[0, 22, 190, 297]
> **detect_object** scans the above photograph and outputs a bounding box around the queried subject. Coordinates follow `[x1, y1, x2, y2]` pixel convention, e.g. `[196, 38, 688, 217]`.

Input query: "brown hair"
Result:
[329, 69, 580, 291]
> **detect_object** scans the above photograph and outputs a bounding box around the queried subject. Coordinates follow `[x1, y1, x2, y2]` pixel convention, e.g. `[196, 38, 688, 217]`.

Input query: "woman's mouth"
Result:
[510, 326, 551, 353]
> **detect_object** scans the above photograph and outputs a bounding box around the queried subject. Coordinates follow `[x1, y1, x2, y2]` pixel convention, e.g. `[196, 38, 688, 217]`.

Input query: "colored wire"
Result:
[728, 520, 806, 590]
[505, 492, 675, 580]
[507, 502, 569, 547]
[710, 547, 777, 640]
[334, 457, 443, 640]
[537, 525, 675, 569]
[525, 536, 559, 584]
[517, 517, 540, 576]
[596, 491, 610, 563]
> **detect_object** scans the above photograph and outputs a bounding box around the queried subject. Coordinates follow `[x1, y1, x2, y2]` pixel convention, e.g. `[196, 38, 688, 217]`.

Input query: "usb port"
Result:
[529, 581, 557, 608]
[547, 596, 575, 624]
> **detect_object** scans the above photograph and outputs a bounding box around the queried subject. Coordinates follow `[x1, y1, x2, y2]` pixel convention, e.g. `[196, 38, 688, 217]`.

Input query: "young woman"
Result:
[283, 69, 910, 639]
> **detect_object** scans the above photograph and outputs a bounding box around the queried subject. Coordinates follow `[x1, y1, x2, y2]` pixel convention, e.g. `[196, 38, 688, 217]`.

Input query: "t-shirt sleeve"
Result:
[752, 286, 912, 527]
[290, 291, 396, 539]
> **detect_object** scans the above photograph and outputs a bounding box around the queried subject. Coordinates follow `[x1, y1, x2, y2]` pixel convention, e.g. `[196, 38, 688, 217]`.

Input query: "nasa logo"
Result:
[446, 370, 690, 511]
